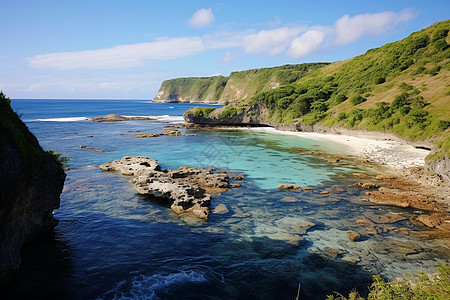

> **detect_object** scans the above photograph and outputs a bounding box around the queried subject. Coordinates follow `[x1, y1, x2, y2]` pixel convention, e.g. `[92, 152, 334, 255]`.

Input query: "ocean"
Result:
[3, 99, 449, 299]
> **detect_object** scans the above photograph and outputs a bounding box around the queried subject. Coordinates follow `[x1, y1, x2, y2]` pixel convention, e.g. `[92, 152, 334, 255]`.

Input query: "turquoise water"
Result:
[3, 99, 449, 299]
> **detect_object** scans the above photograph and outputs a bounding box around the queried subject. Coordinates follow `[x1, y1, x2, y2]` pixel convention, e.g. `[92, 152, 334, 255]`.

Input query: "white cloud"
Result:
[188, 8, 215, 28]
[25, 10, 417, 71]
[288, 30, 326, 58]
[334, 9, 415, 45]
[27, 35, 240, 70]
[243, 27, 305, 56]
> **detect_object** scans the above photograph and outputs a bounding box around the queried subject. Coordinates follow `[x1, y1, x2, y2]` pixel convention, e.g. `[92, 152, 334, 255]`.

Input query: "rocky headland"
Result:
[99, 156, 231, 219]
[0, 93, 66, 278]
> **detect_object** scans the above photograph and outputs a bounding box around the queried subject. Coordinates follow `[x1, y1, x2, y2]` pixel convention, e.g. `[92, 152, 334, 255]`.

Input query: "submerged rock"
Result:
[213, 204, 229, 214]
[371, 238, 422, 259]
[99, 156, 230, 219]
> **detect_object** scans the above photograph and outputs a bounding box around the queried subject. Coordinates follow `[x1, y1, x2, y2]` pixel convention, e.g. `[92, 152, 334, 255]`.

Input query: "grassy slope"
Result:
[155, 76, 229, 102]
[219, 63, 329, 102]
[154, 63, 329, 103]
[240, 20, 450, 157]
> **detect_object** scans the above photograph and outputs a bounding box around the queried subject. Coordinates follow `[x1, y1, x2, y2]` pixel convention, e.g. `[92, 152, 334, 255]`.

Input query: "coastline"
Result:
[247, 127, 431, 171]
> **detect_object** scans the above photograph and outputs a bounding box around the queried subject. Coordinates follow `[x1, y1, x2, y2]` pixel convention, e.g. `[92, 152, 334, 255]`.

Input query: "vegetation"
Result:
[182, 21, 450, 160]
[0, 91, 61, 168]
[326, 265, 450, 300]
[188, 106, 216, 117]
[47, 149, 70, 167]
[156, 75, 228, 102]
[155, 63, 329, 103]
[244, 20, 450, 155]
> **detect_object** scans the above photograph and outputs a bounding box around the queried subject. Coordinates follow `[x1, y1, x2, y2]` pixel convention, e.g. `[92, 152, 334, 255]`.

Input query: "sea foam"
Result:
[36, 117, 89, 122]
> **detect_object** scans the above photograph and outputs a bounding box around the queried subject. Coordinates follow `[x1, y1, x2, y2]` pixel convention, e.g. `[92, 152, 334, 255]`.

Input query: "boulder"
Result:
[99, 156, 230, 219]
[357, 182, 379, 189]
[277, 184, 301, 190]
[346, 230, 361, 241]
[324, 247, 345, 258]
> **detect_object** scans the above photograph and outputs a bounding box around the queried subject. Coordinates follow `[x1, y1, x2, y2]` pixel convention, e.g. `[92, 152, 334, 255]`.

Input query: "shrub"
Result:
[349, 95, 366, 106]
[326, 265, 450, 300]
[374, 76, 386, 84]
[218, 106, 239, 118]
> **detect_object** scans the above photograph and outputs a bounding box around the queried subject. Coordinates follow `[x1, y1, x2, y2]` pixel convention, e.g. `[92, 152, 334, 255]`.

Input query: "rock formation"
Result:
[0, 93, 66, 278]
[92, 114, 155, 122]
[99, 156, 230, 219]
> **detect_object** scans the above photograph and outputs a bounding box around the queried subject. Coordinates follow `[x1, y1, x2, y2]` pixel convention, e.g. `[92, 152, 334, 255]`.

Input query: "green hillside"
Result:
[187, 20, 450, 159]
[154, 76, 228, 103]
[153, 63, 328, 103]
[219, 63, 329, 103]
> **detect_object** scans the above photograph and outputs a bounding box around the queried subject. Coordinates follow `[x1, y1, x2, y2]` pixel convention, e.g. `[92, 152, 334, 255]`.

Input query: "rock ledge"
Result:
[99, 156, 230, 218]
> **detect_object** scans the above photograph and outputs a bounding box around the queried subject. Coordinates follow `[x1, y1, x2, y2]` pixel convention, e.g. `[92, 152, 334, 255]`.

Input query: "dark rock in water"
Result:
[0, 95, 66, 278]
[131, 133, 162, 138]
[277, 184, 301, 190]
[357, 182, 379, 189]
[346, 230, 361, 241]
[92, 114, 155, 122]
[78, 145, 105, 152]
[324, 247, 345, 258]
[99, 156, 230, 219]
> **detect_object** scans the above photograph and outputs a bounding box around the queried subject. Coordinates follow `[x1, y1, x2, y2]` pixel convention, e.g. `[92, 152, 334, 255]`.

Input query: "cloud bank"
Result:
[27, 9, 416, 70]
[27, 35, 240, 70]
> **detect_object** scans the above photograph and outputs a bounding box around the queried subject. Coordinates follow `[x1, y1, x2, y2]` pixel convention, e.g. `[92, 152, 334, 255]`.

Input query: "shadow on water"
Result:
[0, 232, 73, 299]
[0, 214, 374, 300]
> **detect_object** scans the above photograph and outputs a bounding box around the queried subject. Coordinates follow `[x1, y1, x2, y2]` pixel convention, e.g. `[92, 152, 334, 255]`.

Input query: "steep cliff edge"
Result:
[0, 92, 66, 278]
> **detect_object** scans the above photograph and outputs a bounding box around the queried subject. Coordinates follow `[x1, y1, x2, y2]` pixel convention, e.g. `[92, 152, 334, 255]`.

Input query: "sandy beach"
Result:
[249, 127, 431, 171]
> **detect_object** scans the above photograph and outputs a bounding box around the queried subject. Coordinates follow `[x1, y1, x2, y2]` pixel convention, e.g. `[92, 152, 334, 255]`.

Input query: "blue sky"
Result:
[0, 0, 448, 99]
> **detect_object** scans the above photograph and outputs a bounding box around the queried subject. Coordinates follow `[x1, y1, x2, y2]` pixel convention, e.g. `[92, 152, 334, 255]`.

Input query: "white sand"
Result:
[248, 127, 431, 170]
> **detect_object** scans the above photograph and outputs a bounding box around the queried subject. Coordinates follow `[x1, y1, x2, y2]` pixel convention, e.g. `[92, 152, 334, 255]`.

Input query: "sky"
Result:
[0, 1, 449, 100]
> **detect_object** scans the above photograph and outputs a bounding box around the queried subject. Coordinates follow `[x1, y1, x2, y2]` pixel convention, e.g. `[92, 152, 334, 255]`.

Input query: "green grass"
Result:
[185, 106, 217, 117]
[157, 76, 228, 102]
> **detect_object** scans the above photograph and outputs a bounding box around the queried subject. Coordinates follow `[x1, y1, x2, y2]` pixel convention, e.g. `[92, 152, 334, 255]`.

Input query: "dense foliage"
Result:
[243, 20, 450, 154]
[326, 265, 450, 300]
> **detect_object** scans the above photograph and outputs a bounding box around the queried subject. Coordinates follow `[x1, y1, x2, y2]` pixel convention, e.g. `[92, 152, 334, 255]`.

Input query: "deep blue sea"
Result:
[3, 99, 449, 299]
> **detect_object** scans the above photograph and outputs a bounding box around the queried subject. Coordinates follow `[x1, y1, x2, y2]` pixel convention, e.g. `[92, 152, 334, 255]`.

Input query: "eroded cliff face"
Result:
[0, 95, 66, 278]
[427, 156, 450, 182]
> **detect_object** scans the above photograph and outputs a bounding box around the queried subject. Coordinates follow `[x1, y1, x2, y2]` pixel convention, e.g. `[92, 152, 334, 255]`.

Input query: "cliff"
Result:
[153, 76, 228, 103]
[0, 92, 66, 278]
[184, 20, 450, 180]
[153, 63, 328, 103]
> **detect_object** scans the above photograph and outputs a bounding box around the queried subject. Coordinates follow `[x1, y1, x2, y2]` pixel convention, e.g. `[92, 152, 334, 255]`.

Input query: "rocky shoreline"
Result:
[99, 156, 235, 219]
